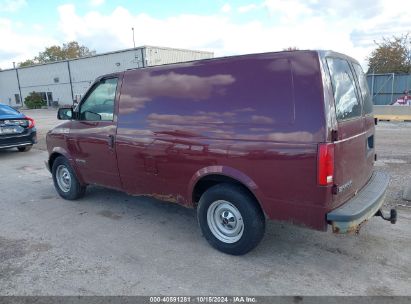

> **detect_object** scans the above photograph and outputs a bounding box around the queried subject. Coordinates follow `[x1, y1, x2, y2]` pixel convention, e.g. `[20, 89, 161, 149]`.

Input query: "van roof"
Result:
[97, 50, 360, 81]
[125, 49, 318, 72]
[124, 49, 360, 72]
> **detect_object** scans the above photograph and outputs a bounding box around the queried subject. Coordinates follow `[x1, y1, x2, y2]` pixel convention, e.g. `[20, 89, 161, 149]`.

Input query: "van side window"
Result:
[326, 58, 361, 121]
[79, 78, 118, 121]
[352, 63, 373, 114]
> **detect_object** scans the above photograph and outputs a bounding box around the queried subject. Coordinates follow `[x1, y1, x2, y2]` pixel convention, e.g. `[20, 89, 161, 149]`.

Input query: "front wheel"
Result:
[52, 156, 86, 200]
[197, 183, 265, 255]
[17, 145, 32, 152]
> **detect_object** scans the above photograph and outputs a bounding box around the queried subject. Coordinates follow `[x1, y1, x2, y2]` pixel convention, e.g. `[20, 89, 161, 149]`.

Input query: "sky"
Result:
[0, 0, 409, 70]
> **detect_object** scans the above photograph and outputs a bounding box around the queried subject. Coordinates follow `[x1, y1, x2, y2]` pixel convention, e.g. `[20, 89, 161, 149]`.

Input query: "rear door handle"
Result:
[108, 134, 115, 149]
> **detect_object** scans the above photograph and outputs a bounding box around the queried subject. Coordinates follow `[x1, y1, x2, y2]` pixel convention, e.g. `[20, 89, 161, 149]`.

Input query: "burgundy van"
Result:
[46, 50, 396, 255]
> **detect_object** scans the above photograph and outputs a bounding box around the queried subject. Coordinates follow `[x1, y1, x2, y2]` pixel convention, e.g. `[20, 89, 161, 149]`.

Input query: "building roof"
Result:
[1, 45, 214, 72]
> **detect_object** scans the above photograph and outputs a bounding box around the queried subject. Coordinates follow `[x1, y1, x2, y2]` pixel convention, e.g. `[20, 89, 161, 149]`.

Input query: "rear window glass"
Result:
[353, 63, 373, 114]
[0, 105, 20, 116]
[326, 58, 361, 121]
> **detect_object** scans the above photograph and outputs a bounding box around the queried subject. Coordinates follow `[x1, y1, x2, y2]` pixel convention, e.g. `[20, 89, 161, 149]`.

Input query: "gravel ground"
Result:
[374, 122, 411, 208]
[23, 109, 61, 151]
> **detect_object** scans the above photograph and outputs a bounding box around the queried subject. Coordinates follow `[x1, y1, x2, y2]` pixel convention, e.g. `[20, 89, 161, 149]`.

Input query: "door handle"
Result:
[108, 134, 115, 149]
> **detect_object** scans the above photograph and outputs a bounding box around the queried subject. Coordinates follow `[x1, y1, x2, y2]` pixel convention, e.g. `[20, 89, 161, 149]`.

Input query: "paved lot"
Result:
[23, 109, 61, 151]
[0, 109, 410, 295]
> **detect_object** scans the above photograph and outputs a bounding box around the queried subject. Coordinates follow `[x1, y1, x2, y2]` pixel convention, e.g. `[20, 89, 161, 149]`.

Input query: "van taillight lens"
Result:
[25, 116, 35, 129]
[318, 143, 334, 186]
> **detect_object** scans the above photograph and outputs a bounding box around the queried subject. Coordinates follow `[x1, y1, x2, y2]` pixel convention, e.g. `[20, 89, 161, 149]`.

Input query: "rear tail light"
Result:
[25, 116, 35, 129]
[318, 143, 334, 186]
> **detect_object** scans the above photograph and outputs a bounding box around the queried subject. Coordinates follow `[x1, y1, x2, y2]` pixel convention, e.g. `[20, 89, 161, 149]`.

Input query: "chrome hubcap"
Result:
[56, 165, 71, 193]
[207, 200, 244, 243]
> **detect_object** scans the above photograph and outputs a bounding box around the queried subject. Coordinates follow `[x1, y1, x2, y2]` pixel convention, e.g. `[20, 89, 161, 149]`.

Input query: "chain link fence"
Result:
[367, 73, 411, 105]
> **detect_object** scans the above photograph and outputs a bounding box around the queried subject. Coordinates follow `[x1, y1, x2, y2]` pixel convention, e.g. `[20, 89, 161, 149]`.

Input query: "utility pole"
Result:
[132, 27, 136, 49]
[131, 27, 141, 67]
[67, 60, 74, 105]
[371, 69, 375, 102]
[13, 62, 23, 107]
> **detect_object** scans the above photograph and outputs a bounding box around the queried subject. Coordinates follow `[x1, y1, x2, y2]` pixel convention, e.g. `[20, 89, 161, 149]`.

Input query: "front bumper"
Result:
[327, 171, 390, 233]
[0, 128, 37, 150]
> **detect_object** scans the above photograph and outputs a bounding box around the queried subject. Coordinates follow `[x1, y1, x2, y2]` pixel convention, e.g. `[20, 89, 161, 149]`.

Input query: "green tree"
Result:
[19, 59, 36, 67]
[18, 41, 96, 67]
[24, 92, 46, 109]
[63, 41, 96, 59]
[35, 45, 65, 63]
[283, 47, 299, 51]
[367, 34, 411, 74]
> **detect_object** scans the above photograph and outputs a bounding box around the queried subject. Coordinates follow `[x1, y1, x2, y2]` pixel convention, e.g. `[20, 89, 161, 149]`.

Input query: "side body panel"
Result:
[46, 120, 86, 184]
[116, 51, 329, 230]
[66, 121, 120, 189]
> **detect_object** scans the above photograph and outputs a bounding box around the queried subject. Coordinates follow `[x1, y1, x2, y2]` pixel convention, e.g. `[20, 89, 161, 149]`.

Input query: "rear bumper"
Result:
[327, 171, 389, 233]
[0, 129, 37, 150]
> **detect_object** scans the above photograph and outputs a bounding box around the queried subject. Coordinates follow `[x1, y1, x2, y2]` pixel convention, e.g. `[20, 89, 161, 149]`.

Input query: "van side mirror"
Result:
[57, 107, 73, 120]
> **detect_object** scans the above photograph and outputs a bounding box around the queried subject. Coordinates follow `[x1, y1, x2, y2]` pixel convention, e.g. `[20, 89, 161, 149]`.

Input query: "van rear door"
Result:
[352, 62, 375, 185]
[325, 57, 374, 208]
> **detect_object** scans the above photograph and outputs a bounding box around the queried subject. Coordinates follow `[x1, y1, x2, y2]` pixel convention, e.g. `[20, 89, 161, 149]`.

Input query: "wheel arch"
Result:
[189, 166, 265, 215]
[48, 148, 85, 185]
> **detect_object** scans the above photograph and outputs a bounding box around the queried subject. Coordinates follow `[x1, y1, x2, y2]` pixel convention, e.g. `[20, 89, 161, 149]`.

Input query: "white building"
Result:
[0, 46, 213, 107]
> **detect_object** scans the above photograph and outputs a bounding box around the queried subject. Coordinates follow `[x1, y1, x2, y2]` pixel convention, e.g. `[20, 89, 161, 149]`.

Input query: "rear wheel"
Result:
[197, 183, 265, 255]
[17, 145, 32, 152]
[52, 156, 86, 200]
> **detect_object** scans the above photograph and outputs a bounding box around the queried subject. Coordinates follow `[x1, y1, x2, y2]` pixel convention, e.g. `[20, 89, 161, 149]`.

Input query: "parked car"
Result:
[0, 103, 36, 152]
[46, 50, 396, 255]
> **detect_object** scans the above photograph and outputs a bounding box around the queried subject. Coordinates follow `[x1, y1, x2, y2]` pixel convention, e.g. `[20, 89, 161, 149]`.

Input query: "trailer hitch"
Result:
[375, 209, 397, 224]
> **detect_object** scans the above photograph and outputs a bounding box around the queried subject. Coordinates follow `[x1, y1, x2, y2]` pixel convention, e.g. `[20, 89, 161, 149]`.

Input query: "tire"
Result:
[17, 145, 32, 152]
[52, 156, 86, 200]
[197, 183, 265, 255]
